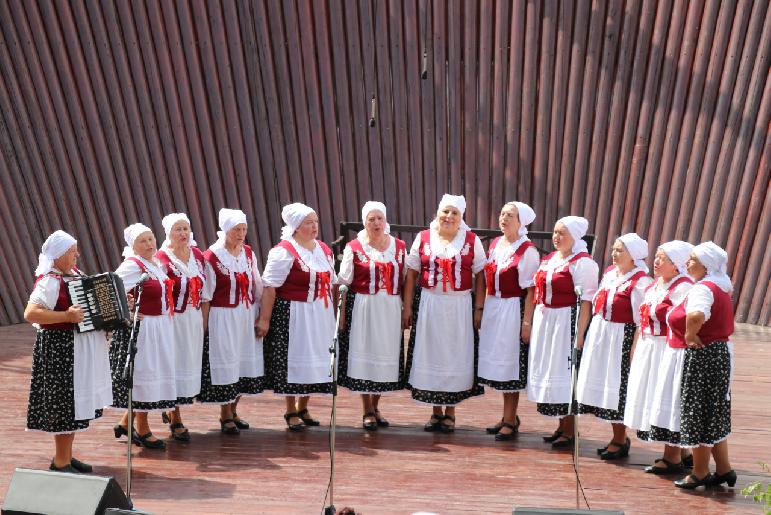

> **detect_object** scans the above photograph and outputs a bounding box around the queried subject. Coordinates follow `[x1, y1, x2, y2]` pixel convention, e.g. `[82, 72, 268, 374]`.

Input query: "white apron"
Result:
[478, 295, 523, 383]
[73, 331, 113, 420]
[576, 316, 626, 410]
[287, 297, 336, 384]
[132, 315, 177, 403]
[527, 304, 574, 404]
[624, 333, 666, 431]
[172, 307, 204, 396]
[347, 291, 402, 382]
[209, 303, 263, 385]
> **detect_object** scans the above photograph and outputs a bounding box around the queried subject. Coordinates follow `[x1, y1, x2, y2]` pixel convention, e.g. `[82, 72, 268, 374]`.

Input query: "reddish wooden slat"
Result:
[420, 0, 437, 214]
[474, 0, 494, 227]
[518, 0, 540, 207]
[532, 0, 555, 225]
[446, 0, 462, 197]
[403, 0, 425, 224]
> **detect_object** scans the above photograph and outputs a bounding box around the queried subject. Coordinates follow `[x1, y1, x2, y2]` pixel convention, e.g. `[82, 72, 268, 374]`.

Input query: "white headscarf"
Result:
[281, 203, 315, 240]
[556, 216, 589, 254]
[659, 240, 694, 275]
[693, 241, 733, 292]
[35, 230, 77, 276]
[505, 201, 536, 236]
[430, 194, 470, 231]
[216, 208, 247, 245]
[122, 223, 154, 258]
[617, 232, 650, 273]
[161, 212, 197, 249]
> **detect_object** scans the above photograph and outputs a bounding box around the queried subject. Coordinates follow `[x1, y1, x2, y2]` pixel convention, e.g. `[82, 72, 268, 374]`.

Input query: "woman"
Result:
[576, 233, 652, 459]
[156, 213, 205, 441]
[477, 202, 539, 441]
[25, 231, 113, 472]
[402, 194, 486, 433]
[624, 241, 694, 473]
[527, 216, 599, 448]
[258, 203, 335, 430]
[199, 208, 265, 434]
[110, 224, 176, 450]
[337, 201, 406, 430]
[670, 242, 735, 489]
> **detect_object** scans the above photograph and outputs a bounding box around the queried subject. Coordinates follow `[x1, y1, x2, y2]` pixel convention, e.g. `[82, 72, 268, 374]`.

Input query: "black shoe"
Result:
[170, 422, 191, 442]
[423, 414, 444, 432]
[542, 430, 563, 443]
[674, 473, 713, 489]
[298, 408, 320, 426]
[113, 424, 142, 446]
[439, 415, 456, 434]
[600, 437, 630, 460]
[137, 432, 166, 450]
[486, 419, 504, 435]
[495, 421, 518, 441]
[645, 458, 685, 475]
[362, 412, 378, 431]
[232, 411, 250, 430]
[220, 418, 240, 435]
[551, 436, 575, 449]
[283, 412, 305, 432]
[596, 440, 612, 455]
[682, 454, 694, 469]
[161, 411, 171, 424]
[49, 462, 79, 474]
[374, 410, 390, 428]
[70, 457, 92, 473]
[709, 470, 737, 487]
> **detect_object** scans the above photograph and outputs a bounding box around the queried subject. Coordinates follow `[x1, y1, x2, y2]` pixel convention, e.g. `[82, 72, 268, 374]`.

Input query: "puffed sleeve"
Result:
[471, 235, 486, 274]
[261, 246, 295, 288]
[115, 260, 143, 291]
[405, 237, 422, 272]
[517, 246, 541, 288]
[572, 257, 599, 301]
[631, 276, 654, 324]
[668, 280, 692, 307]
[201, 261, 216, 302]
[28, 276, 60, 310]
[250, 249, 264, 305]
[685, 283, 714, 321]
[337, 244, 355, 286]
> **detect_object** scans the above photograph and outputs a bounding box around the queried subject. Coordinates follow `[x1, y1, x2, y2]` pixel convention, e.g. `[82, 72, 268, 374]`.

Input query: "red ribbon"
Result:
[164, 278, 176, 317]
[235, 272, 251, 308]
[375, 261, 394, 293]
[484, 261, 497, 291]
[639, 303, 651, 335]
[534, 269, 547, 304]
[437, 258, 455, 292]
[593, 288, 609, 317]
[317, 271, 331, 308]
[188, 276, 204, 308]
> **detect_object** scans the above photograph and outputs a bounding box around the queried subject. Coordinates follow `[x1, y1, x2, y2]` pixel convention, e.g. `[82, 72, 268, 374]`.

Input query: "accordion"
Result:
[67, 272, 131, 333]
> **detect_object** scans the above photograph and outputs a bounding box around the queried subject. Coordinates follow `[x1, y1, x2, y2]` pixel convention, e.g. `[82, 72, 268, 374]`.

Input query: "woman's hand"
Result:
[255, 318, 270, 338]
[521, 320, 532, 342]
[576, 335, 584, 350]
[401, 306, 412, 330]
[685, 333, 704, 349]
[65, 304, 84, 323]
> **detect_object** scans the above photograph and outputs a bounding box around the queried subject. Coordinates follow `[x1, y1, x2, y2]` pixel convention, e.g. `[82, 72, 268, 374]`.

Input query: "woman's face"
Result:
[499, 204, 521, 238]
[686, 253, 707, 281]
[226, 223, 248, 248]
[552, 222, 574, 253]
[611, 240, 634, 270]
[132, 231, 157, 260]
[436, 206, 462, 234]
[653, 249, 678, 280]
[169, 220, 191, 248]
[53, 244, 79, 273]
[364, 210, 386, 238]
[295, 213, 319, 242]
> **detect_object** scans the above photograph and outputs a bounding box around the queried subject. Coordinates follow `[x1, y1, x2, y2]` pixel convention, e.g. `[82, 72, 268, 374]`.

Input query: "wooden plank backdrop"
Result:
[0, 0, 768, 326]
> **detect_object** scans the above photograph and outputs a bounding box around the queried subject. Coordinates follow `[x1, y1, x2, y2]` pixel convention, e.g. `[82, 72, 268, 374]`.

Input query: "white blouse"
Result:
[488, 236, 541, 289]
[262, 238, 337, 289]
[405, 228, 486, 274]
[337, 235, 405, 286]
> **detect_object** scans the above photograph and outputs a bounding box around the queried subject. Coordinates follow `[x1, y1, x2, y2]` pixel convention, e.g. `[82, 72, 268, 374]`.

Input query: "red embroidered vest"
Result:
[484, 238, 535, 298]
[34, 272, 75, 330]
[418, 229, 477, 292]
[592, 267, 648, 324]
[639, 276, 692, 337]
[275, 240, 335, 306]
[348, 238, 406, 295]
[533, 252, 592, 308]
[204, 245, 257, 308]
[156, 247, 206, 313]
[127, 258, 173, 316]
[667, 281, 734, 349]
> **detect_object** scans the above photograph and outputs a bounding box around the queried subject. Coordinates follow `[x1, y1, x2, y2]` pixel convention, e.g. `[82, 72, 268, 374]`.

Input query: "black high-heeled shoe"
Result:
[232, 411, 250, 430]
[49, 462, 78, 474]
[551, 436, 575, 449]
[70, 457, 92, 473]
[542, 430, 563, 443]
[362, 412, 378, 431]
[423, 414, 444, 432]
[374, 409, 390, 428]
[644, 458, 685, 475]
[298, 408, 320, 426]
[439, 415, 456, 434]
[283, 412, 305, 432]
[219, 418, 240, 435]
[136, 432, 166, 450]
[600, 437, 630, 460]
[709, 470, 737, 487]
[674, 473, 713, 489]
[486, 419, 504, 435]
[169, 422, 191, 442]
[495, 421, 518, 441]
[113, 424, 141, 446]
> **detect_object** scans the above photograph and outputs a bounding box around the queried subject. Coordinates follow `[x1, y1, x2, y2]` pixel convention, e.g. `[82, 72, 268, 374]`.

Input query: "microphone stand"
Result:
[324, 285, 347, 515]
[567, 287, 583, 510]
[121, 281, 144, 510]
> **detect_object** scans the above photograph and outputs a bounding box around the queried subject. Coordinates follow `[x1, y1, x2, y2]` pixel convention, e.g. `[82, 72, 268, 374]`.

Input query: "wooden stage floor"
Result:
[0, 323, 769, 514]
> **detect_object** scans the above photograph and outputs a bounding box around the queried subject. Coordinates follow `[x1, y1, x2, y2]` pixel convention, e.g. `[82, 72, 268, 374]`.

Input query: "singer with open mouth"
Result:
[110, 223, 177, 450]
[336, 201, 406, 431]
[25, 230, 113, 473]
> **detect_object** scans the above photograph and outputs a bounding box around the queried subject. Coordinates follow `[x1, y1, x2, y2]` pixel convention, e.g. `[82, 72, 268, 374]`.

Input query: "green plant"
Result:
[743, 462, 771, 515]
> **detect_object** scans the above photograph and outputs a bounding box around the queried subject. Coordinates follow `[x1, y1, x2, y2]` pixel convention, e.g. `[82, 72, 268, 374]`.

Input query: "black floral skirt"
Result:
[264, 298, 334, 396]
[197, 334, 265, 404]
[577, 322, 636, 422]
[639, 425, 682, 445]
[404, 286, 484, 406]
[536, 305, 581, 417]
[478, 300, 529, 391]
[679, 341, 732, 447]
[109, 325, 177, 411]
[27, 329, 102, 433]
[337, 291, 405, 393]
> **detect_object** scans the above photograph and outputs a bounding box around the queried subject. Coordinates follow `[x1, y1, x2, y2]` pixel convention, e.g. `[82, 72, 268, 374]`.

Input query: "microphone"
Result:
[574, 286, 583, 298]
[338, 285, 348, 295]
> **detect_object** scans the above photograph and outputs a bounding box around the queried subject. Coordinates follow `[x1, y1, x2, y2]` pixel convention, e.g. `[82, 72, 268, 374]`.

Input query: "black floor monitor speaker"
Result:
[2, 468, 131, 515]
[514, 509, 624, 515]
